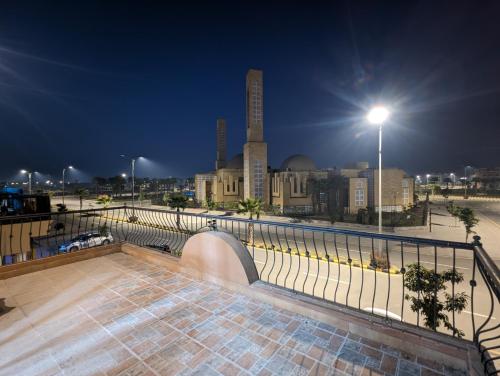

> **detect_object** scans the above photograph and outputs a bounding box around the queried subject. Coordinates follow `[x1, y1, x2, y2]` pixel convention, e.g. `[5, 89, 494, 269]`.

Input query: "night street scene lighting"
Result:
[0, 2, 499, 375]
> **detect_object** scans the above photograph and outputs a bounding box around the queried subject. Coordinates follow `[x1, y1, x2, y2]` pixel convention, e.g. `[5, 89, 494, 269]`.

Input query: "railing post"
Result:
[472, 235, 482, 247]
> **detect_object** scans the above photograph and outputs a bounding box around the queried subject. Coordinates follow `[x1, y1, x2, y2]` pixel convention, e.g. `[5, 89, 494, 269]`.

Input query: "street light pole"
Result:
[21, 170, 33, 194]
[378, 122, 383, 245]
[121, 154, 142, 219]
[131, 158, 136, 216]
[367, 106, 390, 263]
[464, 166, 469, 198]
[62, 168, 66, 204]
[62, 166, 73, 205]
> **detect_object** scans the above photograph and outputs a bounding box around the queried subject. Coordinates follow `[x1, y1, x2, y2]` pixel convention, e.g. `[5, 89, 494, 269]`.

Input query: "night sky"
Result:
[1, 1, 500, 181]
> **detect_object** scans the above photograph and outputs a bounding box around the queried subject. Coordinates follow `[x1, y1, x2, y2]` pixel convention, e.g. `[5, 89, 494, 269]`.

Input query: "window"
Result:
[252, 80, 262, 124]
[355, 181, 364, 207]
[402, 180, 409, 204]
[253, 160, 264, 199]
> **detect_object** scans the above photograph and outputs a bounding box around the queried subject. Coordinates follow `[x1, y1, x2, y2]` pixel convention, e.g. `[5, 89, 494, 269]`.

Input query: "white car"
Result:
[58, 232, 113, 253]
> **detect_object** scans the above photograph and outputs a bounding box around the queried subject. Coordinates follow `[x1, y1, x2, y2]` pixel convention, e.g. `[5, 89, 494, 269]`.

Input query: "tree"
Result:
[98, 224, 109, 237]
[56, 203, 67, 213]
[447, 202, 461, 227]
[457, 207, 479, 242]
[404, 263, 468, 337]
[96, 194, 113, 208]
[237, 198, 263, 244]
[168, 193, 188, 228]
[205, 197, 216, 211]
[162, 192, 170, 206]
[92, 177, 107, 194]
[108, 175, 126, 197]
[74, 188, 89, 210]
[138, 189, 145, 204]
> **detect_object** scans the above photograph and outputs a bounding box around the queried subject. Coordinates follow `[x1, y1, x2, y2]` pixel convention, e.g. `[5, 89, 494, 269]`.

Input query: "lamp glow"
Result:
[367, 106, 390, 125]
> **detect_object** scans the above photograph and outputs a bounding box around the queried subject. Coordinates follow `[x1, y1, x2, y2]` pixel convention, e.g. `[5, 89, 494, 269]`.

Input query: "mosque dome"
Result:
[226, 153, 244, 169]
[280, 154, 316, 171]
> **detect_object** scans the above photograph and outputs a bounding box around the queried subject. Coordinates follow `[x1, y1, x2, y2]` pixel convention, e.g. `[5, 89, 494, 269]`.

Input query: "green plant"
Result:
[457, 207, 479, 242]
[74, 188, 89, 210]
[168, 194, 188, 228]
[205, 197, 217, 211]
[237, 198, 262, 244]
[404, 263, 468, 337]
[56, 203, 67, 212]
[447, 202, 461, 227]
[162, 192, 169, 205]
[96, 194, 113, 208]
[54, 222, 65, 232]
[98, 224, 109, 237]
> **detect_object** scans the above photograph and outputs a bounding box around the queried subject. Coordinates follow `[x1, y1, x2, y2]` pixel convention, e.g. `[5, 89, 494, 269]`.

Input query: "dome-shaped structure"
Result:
[280, 154, 316, 171]
[226, 153, 244, 169]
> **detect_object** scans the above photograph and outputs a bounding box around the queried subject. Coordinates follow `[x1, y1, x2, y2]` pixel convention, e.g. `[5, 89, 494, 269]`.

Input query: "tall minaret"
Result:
[215, 118, 227, 170]
[243, 69, 268, 203]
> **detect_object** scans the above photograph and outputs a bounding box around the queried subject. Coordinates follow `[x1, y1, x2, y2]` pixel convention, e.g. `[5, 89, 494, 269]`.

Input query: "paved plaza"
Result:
[0, 253, 467, 376]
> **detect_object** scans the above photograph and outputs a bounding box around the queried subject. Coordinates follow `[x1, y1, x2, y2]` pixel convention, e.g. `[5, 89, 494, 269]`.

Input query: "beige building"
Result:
[195, 69, 415, 215]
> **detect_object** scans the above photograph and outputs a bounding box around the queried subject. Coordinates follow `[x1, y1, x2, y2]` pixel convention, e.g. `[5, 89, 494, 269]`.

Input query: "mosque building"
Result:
[195, 69, 414, 215]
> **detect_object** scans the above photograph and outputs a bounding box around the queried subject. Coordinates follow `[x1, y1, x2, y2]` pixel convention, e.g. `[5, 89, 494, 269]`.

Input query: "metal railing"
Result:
[0, 205, 498, 374]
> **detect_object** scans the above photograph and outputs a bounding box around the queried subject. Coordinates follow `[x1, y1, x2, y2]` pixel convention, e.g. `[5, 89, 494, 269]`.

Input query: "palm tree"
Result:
[237, 198, 262, 245]
[96, 194, 113, 208]
[167, 194, 188, 228]
[74, 188, 89, 210]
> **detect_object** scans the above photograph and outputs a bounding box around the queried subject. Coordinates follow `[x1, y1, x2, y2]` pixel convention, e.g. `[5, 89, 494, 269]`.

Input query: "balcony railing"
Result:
[1, 205, 498, 374]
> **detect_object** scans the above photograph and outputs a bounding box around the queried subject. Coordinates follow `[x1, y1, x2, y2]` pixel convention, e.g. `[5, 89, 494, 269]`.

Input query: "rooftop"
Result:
[0, 252, 467, 376]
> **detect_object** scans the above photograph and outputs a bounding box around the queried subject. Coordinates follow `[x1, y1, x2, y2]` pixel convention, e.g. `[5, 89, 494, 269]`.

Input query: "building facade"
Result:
[195, 69, 415, 214]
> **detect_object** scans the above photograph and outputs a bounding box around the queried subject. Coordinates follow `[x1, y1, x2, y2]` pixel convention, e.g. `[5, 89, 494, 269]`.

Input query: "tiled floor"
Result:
[0, 253, 466, 376]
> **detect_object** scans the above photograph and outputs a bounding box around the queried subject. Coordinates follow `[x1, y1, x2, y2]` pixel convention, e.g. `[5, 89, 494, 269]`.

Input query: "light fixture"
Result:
[367, 106, 390, 125]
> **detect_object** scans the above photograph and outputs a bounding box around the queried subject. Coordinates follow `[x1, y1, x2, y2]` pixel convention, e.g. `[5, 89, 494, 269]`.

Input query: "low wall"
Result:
[0, 242, 120, 280]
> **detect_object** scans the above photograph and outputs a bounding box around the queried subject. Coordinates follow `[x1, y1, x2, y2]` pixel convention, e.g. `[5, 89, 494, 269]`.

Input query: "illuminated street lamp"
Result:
[121, 173, 127, 178]
[426, 174, 431, 186]
[366, 106, 390, 261]
[20, 169, 33, 194]
[464, 165, 472, 198]
[120, 155, 143, 217]
[62, 165, 74, 205]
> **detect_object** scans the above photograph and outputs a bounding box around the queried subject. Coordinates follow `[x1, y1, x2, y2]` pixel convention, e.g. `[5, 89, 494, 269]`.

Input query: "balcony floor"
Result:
[0, 253, 465, 376]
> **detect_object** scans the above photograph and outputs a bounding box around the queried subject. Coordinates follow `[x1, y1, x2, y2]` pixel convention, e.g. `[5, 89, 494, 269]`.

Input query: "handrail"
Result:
[0, 205, 474, 250]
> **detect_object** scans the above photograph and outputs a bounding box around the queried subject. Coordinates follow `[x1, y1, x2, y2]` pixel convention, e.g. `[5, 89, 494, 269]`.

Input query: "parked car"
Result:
[58, 232, 113, 253]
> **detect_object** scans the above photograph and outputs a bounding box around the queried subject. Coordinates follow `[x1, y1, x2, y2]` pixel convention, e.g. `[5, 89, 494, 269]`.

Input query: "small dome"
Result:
[280, 154, 316, 171]
[226, 153, 244, 169]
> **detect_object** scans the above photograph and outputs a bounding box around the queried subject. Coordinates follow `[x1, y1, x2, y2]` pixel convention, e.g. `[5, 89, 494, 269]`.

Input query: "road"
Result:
[37, 207, 498, 345]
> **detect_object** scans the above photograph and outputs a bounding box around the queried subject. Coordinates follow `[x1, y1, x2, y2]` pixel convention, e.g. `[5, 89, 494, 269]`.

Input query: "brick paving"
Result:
[0, 253, 467, 376]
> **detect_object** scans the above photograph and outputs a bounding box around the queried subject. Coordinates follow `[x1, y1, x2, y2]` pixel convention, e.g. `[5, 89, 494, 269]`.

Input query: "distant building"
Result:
[472, 167, 500, 190]
[195, 69, 414, 214]
[215, 118, 227, 170]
